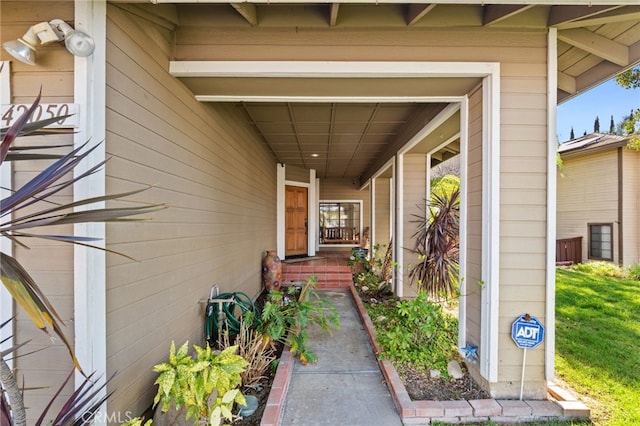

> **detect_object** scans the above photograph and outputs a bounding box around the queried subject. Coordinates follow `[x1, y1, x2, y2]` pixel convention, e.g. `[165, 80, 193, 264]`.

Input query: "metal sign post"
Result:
[511, 314, 545, 400]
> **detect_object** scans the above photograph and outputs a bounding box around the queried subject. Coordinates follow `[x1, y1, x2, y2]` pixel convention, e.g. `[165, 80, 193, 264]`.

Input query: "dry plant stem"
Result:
[0, 356, 26, 426]
[221, 322, 275, 389]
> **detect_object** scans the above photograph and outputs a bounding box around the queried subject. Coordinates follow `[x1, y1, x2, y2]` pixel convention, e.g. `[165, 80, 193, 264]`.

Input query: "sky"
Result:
[557, 77, 640, 143]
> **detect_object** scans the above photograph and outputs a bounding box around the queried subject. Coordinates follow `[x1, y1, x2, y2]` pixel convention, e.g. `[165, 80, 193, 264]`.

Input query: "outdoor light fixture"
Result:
[2, 19, 95, 65]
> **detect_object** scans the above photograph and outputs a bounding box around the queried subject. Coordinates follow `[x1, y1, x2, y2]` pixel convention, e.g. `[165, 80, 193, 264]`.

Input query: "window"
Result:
[319, 201, 361, 245]
[588, 223, 613, 261]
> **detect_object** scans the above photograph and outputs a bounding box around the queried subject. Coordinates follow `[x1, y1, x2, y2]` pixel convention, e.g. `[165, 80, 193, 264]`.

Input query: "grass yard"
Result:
[555, 268, 640, 425]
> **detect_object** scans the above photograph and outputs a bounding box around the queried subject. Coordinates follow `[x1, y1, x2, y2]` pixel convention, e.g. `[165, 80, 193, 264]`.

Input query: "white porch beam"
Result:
[170, 61, 500, 79]
[558, 28, 629, 67]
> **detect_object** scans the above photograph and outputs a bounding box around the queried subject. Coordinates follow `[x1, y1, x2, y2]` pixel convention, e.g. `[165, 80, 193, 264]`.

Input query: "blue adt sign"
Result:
[511, 314, 544, 349]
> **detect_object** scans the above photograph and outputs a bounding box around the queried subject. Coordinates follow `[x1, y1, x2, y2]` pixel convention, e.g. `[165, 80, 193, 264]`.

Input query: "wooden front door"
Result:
[285, 185, 308, 257]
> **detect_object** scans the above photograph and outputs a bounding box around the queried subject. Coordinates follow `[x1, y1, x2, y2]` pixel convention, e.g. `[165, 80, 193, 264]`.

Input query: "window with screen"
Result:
[319, 202, 361, 245]
[588, 223, 613, 261]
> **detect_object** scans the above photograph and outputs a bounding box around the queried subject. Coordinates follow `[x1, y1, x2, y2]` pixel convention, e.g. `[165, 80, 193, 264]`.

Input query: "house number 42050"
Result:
[1, 103, 79, 128]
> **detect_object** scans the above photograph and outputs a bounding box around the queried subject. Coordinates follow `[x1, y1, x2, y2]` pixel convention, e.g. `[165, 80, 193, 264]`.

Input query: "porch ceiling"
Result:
[150, 0, 640, 180]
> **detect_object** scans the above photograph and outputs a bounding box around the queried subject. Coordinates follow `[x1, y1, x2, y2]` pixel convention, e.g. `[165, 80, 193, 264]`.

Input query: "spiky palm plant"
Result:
[0, 88, 165, 424]
[408, 187, 460, 300]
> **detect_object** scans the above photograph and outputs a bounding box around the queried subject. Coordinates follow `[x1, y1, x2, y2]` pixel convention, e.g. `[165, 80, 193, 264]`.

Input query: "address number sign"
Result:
[1, 103, 79, 128]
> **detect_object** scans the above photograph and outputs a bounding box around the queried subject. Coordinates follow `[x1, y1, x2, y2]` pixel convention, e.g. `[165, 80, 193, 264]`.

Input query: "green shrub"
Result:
[570, 261, 627, 278]
[628, 263, 640, 281]
[366, 291, 458, 374]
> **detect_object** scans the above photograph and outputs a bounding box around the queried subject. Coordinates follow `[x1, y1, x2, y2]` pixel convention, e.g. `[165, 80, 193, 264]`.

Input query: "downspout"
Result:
[618, 147, 624, 266]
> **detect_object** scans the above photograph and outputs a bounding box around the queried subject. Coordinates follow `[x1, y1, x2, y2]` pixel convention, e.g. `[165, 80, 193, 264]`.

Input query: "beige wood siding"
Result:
[285, 164, 311, 183]
[497, 35, 549, 397]
[1, 2, 76, 422]
[622, 149, 640, 265]
[105, 5, 277, 416]
[373, 177, 392, 249]
[401, 153, 427, 298]
[557, 150, 619, 264]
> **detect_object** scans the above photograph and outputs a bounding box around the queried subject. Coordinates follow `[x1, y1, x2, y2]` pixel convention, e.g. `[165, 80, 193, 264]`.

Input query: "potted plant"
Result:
[258, 275, 340, 364]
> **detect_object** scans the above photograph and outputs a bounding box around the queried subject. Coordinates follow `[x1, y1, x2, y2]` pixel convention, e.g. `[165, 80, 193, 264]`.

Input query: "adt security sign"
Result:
[511, 314, 544, 349]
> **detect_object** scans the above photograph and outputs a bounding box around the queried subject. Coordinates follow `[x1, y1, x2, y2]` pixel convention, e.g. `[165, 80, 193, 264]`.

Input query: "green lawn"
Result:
[555, 268, 640, 425]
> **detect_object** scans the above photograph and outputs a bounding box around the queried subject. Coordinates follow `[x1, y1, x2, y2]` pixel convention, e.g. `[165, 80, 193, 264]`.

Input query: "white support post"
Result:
[308, 169, 317, 256]
[72, 1, 107, 421]
[480, 66, 501, 382]
[546, 28, 558, 381]
[277, 164, 286, 259]
[458, 95, 469, 350]
[0, 62, 14, 367]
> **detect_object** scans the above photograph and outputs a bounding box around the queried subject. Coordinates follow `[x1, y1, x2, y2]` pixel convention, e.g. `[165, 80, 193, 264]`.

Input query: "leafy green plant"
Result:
[123, 418, 152, 426]
[153, 341, 248, 425]
[259, 275, 340, 364]
[408, 186, 460, 299]
[350, 243, 394, 295]
[569, 261, 628, 278]
[627, 263, 640, 281]
[366, 291, 458, 374]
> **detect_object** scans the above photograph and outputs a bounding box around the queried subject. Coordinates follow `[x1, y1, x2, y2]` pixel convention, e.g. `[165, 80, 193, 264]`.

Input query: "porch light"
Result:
[2, 19, 94, 65]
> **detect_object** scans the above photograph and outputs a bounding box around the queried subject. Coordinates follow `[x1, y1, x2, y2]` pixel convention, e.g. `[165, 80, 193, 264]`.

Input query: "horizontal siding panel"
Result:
[501, 237, 546, 254]
[105, 5, 276, 417]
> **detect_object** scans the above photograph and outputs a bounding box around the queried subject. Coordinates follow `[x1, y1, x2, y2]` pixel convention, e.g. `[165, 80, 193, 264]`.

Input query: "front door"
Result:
[285, 185, 308, 257]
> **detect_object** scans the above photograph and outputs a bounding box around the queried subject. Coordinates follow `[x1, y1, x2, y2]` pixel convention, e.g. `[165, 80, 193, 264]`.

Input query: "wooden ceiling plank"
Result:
[553, 6, 640, 29]
[548, 5, 622, 27]
[231, 2, 258, 26]
[557, 71, 576, 95]
[483, 5, 533, 26]
[558, 28, 629, 67]
[406, 4, 437, 26]
[330, 3, 340, 26]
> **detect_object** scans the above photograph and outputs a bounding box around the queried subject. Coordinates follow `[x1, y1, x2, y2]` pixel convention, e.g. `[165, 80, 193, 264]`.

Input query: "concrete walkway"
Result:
[278, 289, 402, 426]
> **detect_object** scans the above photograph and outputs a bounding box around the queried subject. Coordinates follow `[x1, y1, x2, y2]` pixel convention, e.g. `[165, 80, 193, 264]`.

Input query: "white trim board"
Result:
[546, 28, 558, 382]
[0, 61, 14, 368]
[72, 1, 108, 421]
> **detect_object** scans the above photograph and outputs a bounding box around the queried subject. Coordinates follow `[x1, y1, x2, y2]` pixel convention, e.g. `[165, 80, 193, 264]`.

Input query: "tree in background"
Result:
[609, 115, 616, 134]
[570, 127, 575, 139]
[594, 116, 600, 133]
[615, 67, 639, 149]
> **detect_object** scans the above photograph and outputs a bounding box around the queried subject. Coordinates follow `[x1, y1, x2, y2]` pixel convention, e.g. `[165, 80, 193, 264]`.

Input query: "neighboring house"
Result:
[557, 133, 640, 266]
[1, 1, 639, 423]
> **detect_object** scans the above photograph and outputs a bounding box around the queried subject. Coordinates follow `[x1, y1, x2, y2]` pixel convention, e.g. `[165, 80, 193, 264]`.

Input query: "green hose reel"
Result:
[205, 286, 258, 348]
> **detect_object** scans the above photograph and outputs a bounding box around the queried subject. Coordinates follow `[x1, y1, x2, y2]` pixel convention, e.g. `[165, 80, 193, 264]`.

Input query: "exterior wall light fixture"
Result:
[2, 19, 95, 65]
